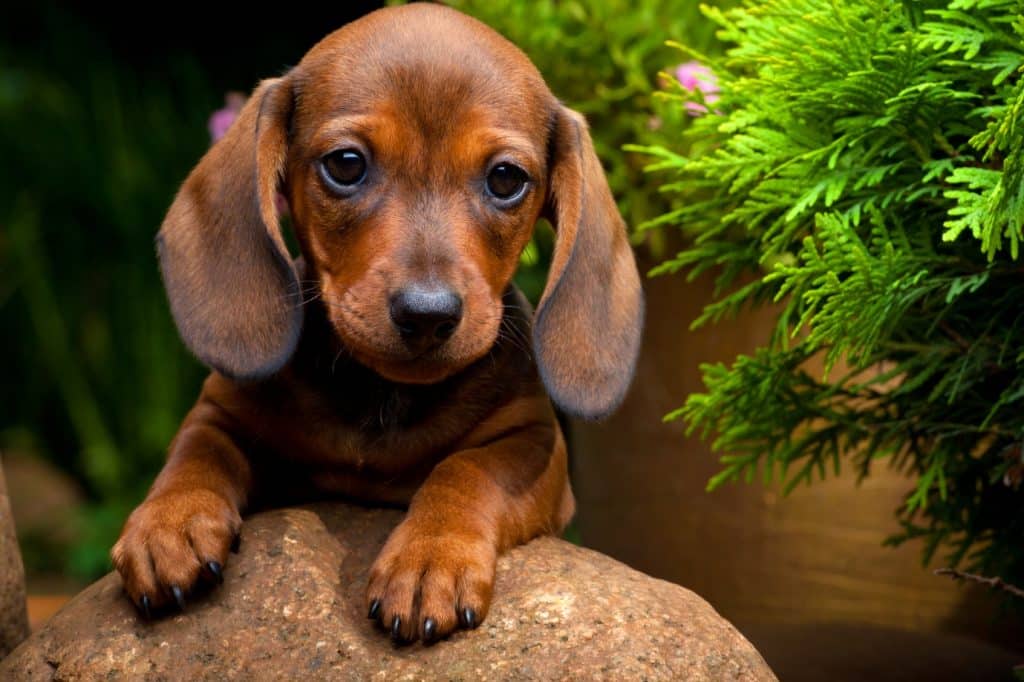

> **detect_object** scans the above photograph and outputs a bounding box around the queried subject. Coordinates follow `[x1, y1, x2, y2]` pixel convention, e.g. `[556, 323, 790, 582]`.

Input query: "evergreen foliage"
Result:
[635, 0, 1024, 594]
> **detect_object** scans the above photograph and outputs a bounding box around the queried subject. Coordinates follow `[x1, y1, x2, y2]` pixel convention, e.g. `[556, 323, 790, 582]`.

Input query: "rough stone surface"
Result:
[0, 460, 30, 658]
[1, 503, 774, 680]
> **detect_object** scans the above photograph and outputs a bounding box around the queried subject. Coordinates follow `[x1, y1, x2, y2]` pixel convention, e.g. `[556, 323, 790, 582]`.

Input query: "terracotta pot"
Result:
[569, 250, 1023, 680]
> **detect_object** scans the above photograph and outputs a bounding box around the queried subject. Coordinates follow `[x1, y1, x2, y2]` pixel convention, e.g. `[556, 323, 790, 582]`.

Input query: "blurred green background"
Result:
[1, 1, 726, 587]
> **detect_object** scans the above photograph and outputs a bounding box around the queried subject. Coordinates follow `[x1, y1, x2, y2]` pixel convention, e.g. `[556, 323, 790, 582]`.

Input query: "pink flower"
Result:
[275, 192, 290, 218]
[675, 60, 720, 116]
[208, 92, 247, 143]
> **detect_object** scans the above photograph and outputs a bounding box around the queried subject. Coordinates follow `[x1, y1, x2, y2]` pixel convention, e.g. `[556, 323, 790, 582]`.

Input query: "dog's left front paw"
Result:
[366, 520, 496, 644]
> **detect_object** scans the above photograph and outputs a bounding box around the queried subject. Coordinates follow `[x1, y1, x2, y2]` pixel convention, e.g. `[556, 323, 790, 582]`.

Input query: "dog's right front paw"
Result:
[111, 489, 241, 618]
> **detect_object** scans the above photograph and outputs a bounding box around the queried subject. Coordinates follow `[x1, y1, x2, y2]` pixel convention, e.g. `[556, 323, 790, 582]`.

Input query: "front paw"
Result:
[366, 521, 496, 644]
[111, 489, 241, 617]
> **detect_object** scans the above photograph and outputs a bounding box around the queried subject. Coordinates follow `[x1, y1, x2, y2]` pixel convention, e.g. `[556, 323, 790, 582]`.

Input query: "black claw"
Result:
[206, 561, 223, 584]
[171, 585, 186, 611]
[230, 534, 241, 554]
[140, 594, 152, 619]
[423, 617, 437, 643]
[391, 615, 403, 642]
[460, 607, 477, 629]
[368, 599, 381, 620]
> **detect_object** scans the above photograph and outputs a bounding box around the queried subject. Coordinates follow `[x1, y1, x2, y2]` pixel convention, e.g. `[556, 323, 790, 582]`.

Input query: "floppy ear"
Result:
[156, 77, 301, 381]
[534, 107, 644, 420]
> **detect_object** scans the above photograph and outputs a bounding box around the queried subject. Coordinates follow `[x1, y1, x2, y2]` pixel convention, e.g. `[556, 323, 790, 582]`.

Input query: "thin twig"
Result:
[938, 321, 1004, 373]
[938, 321, 971, 352]
[934, 568, 1024, 600]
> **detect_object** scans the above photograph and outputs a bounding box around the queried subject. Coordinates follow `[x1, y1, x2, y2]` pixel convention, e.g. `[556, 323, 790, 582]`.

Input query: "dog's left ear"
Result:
[534, 107, 644, 420]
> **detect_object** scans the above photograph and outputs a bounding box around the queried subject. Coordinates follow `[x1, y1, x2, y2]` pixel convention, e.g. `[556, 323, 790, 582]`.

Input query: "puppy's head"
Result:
[158, 4, 643, 419]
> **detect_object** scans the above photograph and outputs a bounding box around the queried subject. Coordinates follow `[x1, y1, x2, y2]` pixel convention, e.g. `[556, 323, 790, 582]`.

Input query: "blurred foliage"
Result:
[1, 13, 218, 578]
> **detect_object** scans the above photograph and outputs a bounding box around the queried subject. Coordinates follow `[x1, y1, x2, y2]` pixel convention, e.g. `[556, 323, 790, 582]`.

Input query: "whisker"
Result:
[495, 331, 529, 356]
[500, 314, 532, 347]
[293, 291, 323, 307]
[320, 296, 363, 318]
[331, 345, 348, 375]
[280, 280, 325, 307]
[492, 311, 532, 355]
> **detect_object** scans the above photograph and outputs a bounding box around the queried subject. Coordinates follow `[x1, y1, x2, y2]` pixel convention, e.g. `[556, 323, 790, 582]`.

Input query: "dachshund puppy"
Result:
[112, 3, 642, 644]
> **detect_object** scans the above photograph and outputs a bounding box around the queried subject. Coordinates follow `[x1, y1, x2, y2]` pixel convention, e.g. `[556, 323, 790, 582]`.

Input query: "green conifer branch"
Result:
[642, 0, 1024, 599]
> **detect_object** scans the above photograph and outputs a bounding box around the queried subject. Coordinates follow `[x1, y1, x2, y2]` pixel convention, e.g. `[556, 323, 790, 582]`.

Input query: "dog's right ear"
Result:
[533, 107, 644, 420]
[157, 77, 301, 381]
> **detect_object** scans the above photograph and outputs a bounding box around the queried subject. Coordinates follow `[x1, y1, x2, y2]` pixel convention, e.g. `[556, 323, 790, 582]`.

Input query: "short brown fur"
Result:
[112, 4, 642, 644]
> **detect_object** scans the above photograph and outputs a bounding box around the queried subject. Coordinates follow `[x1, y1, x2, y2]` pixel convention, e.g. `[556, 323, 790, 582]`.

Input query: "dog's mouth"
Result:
[343, 339, 480, 385]
[371, 350, 462, 384]
[328, 317, 490, 385]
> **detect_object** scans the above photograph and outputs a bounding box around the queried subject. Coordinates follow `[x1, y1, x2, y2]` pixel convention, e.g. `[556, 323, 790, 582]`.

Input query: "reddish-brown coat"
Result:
[111, 4, 642, 644]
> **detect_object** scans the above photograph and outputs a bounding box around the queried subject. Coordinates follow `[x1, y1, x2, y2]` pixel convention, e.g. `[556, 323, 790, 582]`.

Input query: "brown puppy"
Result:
[111, 4, 642, 644]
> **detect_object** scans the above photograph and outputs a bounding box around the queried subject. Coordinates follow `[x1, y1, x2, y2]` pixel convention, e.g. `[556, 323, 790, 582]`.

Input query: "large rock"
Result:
[1, 503, 773, 680]
[0, 461, 29, 658]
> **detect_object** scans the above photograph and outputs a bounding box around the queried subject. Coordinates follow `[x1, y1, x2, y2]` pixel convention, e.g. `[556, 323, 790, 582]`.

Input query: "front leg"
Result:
[367, 396, 574, 644]
[111, 396, 252, 616]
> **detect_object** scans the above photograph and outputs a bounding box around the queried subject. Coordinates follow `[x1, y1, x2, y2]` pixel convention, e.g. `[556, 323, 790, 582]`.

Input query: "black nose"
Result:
[389, 285, 463, 344]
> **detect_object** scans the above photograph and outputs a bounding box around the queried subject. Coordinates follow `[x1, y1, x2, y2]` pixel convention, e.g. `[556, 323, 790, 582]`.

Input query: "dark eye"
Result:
[486, 163, 529, 201]
[321, 149, 367, 189]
